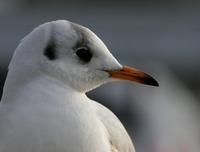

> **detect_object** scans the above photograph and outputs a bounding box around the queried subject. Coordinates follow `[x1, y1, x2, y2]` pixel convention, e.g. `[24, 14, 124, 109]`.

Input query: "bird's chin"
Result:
[68, 70, 109, 93]
[83, 70, 110, 92]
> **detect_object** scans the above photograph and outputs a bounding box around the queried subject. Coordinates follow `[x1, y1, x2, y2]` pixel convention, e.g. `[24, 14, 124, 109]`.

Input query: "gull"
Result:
[0, 20, 158, 152]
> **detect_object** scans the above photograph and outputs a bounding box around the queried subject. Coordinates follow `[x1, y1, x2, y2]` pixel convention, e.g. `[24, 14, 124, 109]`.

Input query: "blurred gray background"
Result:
[0, 0, 200, 152]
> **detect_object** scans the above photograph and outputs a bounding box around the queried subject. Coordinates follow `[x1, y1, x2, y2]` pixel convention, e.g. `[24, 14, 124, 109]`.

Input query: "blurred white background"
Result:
[0, 0, 200, 152]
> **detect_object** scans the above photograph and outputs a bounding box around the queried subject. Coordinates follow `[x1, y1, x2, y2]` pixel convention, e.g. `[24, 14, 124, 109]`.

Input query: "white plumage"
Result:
[0, 20, 158, 152]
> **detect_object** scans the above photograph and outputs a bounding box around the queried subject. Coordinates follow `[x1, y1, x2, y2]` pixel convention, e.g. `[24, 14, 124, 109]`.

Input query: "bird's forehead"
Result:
[51, 21, 88, 45]
[71, 22, 108, 50]
[52, 20, 77, 38]
[52, 21, 88, 39]
[49, 21, 81, 48]
[51, 20, 108, 53]
[71, 23, 94, 43]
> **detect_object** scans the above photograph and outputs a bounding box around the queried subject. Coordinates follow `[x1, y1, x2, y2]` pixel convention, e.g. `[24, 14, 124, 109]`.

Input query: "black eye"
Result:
[76, 47, 92, 63]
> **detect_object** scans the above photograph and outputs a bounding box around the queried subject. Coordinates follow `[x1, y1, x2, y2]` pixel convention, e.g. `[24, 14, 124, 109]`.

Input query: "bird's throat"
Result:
[1, 73, 86, 107]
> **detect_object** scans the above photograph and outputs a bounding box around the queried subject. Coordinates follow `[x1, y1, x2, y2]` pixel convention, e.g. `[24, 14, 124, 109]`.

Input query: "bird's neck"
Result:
[1, 68, 86, 106]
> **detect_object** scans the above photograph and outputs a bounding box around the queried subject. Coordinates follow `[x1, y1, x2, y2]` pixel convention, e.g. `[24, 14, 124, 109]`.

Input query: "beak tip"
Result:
[144, 74, 159, 87]
[148, 79, 159, 87]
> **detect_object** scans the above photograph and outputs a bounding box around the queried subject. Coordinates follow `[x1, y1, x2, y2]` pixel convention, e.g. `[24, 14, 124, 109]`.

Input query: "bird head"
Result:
[10, 20, 158, 93]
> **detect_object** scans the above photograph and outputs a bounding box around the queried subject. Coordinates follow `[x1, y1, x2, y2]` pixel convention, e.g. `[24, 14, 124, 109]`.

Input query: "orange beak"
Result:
[106, 65, 159, 87]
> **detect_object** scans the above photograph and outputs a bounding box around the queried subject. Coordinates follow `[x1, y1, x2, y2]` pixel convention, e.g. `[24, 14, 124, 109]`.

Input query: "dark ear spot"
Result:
[44, 41, 57, 60]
